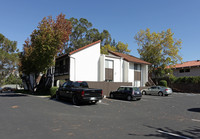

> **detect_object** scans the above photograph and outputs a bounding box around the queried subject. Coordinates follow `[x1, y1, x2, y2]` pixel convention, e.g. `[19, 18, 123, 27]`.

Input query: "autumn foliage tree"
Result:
[19, 13, 71, 91]
[134, 28, 182, 78]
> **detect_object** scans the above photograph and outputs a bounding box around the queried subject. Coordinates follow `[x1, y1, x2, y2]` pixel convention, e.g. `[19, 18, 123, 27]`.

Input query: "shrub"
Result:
[170, 76, 200, 84]
[159, 80, 167, 87]
[50, 87, 58, 98]
[169, 76, 176, 83]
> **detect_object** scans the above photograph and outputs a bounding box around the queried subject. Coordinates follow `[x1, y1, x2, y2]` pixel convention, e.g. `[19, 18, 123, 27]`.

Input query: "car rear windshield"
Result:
[72, 82, 89, 88]
[133, 87, 140, 91]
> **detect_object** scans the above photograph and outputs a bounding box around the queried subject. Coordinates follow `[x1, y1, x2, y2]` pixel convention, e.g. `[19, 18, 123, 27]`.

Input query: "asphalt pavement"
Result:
[0, 92, 199, 139]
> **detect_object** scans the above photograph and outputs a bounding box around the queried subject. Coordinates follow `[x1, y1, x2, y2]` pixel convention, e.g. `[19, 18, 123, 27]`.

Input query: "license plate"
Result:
[90, 97, 96, 100]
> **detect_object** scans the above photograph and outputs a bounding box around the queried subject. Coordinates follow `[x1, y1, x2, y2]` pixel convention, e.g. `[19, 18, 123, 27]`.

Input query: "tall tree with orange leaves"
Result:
[19, 13, 72, 92]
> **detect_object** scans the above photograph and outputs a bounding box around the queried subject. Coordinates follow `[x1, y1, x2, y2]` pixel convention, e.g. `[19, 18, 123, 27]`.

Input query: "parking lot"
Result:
[0, 92, 200, 139]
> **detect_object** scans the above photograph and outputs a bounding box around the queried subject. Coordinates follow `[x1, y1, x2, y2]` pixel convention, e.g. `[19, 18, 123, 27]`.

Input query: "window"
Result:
[134, 64, 141, 71]
[125, 87, 133, 91]
[80, 82, 89, 88]
[133, 87, 140, 91]
[179, 69, 190, 73]
[179, 69, 184, 73]
[105, 60, 113, 69]
[185, 69, 190, 72]
[118, 87, 125, 91]
[105, 60, 114, 81]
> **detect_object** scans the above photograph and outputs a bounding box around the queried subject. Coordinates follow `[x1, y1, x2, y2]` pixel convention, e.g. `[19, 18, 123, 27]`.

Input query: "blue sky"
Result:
[1, 0, 200, 62]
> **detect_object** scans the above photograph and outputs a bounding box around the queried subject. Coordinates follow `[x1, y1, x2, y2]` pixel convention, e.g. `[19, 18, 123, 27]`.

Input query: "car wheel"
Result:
[127, 95, 132, 101]
[110, 93, 114, 99]
[142, 91, 146, 95]
[72, 95, 80, 105]
[158, 92, 163, 96]
[137, 98, 141, 101]
[56, 92, 60, 100]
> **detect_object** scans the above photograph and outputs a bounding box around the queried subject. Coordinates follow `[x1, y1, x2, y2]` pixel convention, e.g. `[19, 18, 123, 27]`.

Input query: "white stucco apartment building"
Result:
[54, 40, 151, 87]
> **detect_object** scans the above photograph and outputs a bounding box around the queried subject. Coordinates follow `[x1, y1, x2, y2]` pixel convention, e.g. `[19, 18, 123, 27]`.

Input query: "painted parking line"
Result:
[73, 106, 80, 108]
[186, 94, 197, 96]
[157, 130, 191, 139]
[191, 119, 200, 122]
[105, 98, 132, 104]
[98, 102, 109, 105]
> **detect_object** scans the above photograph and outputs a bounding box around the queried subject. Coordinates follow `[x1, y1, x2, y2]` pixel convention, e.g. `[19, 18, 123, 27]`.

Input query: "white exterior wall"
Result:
[105, 57, 122, 82]
[141, 65, 148, 87]
[100, 55, 123, 82]
[123, 61, 129, 82]
[129, 63, 134, 84]
[69, 43, 100, 81]
[99, 55, 105, 81]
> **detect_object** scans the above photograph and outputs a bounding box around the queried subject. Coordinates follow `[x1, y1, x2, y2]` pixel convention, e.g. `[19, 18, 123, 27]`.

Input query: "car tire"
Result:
[72, 95, 80, 105]
[158, 92, 163, 96]
[127, 95, 132, 101]
[110, 93, 114, 99]
[142, 91, 146, 95]
[137, 98, 141, 101]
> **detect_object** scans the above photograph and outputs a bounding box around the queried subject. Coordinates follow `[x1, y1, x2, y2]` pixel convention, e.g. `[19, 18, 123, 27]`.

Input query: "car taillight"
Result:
[101, 90, 103, 96]
[165, 89, 168, 91]
[81, 91, 85, 96]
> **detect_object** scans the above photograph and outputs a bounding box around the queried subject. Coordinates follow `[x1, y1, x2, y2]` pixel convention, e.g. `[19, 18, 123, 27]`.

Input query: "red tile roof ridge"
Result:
[108, 51, 151, 65]
[69, 40, 101, 55]
[167, 60, 200, 69]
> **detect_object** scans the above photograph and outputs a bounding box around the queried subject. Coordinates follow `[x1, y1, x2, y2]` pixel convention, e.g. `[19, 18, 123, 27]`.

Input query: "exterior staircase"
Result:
[146, 77, 156, 86]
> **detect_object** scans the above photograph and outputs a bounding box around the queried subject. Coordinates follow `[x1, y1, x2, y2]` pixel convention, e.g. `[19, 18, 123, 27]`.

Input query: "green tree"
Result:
[101, 41, 131, 54]
[66, 17, 112, 53]
[116, 41, 130, 54]
[0, 33, 19, 85]
[68, 17, 92, 51]
[101, 44, 117, 54]
[99, 30, 112, 46]
[134, 28, 182, 78]
[4, 74, 22, 85]
[20, 13, 72, 91]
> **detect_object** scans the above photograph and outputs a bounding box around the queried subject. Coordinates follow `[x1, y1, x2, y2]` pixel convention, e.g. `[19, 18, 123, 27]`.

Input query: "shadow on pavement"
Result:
[128, 125, 200, 139]
[49, 97, 98, 106]
[188, 108, 200, 113]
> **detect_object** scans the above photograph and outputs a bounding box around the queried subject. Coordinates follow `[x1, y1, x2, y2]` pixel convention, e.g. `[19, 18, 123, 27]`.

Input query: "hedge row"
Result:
[170, 76, 200, 84]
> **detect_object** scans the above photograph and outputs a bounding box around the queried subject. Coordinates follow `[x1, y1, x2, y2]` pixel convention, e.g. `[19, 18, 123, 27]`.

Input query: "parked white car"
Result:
[141, 86, 172, 96]
[1, 84, 23, 90]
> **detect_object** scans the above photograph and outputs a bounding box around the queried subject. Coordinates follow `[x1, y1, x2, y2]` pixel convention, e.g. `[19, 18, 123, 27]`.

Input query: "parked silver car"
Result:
[141, 86, 172, 96]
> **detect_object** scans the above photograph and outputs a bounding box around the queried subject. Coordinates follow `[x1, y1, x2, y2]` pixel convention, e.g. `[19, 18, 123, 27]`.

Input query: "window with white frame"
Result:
[105, 60, 114, 81]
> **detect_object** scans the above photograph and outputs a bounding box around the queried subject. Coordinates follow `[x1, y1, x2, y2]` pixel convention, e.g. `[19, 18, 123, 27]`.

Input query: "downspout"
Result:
[70, 56, 76, 81]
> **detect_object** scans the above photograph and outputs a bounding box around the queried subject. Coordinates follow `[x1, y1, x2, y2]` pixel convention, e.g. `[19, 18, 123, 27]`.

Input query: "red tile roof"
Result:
[69, 40, 101, 55]
[169, 60, 200, 69]
[108, 51, 151, 65]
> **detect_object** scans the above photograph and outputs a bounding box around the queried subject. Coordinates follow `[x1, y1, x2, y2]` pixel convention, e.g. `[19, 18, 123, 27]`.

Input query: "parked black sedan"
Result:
[109, 86, 142, 101]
